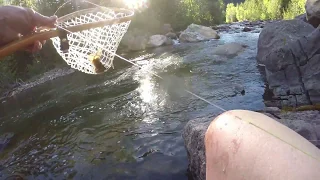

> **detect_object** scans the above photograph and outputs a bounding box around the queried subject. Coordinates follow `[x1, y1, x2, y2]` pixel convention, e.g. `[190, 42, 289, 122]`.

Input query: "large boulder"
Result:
[255, 20, 320, 107]
[147, 35, 168, 48]
[256, 20, 314, 66]
[306, 0, 320, 27]
[179, 24, 220, 43]
[182, 109, 320, 180]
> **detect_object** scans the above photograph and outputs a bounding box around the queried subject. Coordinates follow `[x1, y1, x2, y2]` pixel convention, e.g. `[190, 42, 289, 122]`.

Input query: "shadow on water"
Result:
[0, 31, 268, 180]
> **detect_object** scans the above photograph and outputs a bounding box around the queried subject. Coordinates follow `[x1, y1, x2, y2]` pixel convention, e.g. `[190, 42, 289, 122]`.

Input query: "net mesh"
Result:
[51, 8, 132, 74]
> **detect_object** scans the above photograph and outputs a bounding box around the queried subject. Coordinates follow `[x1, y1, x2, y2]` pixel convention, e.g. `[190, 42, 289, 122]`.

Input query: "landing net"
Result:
[51, 7, 132, 74]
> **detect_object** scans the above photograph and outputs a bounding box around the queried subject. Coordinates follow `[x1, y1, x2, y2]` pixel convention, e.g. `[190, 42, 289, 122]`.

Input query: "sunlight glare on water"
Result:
[133, 55, 183, 124]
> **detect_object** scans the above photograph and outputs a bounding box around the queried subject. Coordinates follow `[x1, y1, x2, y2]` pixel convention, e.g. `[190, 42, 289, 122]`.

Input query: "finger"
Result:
[25, 41, 42, 53]
[32, 41, 43, 52]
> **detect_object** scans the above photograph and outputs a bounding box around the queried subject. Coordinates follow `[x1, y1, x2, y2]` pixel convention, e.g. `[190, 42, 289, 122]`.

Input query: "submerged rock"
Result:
[165, 32, 178, 39]
[233, 83, 245, 95]
[179, 24, 220, 43]
[243, 27, 252, 32]
[183, 110, 320, 180]
[147, 35, 168, 48]
[213, 42, 247, 58]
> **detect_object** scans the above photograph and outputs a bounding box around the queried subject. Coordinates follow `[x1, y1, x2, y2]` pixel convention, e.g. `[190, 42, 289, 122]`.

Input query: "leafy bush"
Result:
[226, 0, 306, 23]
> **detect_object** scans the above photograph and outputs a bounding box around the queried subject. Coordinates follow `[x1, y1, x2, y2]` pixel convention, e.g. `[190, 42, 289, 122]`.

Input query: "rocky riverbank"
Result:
[182, 6, 320, 180]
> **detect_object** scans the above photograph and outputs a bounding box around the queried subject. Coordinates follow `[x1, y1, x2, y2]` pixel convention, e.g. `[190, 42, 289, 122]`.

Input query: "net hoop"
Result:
[0, 7, 134, 67]
[50, 7, 133, 74]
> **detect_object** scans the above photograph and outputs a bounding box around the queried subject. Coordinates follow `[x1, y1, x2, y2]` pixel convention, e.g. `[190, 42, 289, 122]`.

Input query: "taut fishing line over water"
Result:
[1, 0, 319, 162]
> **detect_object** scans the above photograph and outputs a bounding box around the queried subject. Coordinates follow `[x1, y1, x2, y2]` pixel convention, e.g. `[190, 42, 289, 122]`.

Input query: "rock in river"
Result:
[182, 116, 212, 180]
[147, 35, 168, 48]
[179, 24, 220, 43]
[213, 42, 247, 58]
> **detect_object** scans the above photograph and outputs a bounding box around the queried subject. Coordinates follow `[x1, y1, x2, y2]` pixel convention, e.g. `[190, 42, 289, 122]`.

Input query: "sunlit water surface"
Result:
[0, 31, 267, 179]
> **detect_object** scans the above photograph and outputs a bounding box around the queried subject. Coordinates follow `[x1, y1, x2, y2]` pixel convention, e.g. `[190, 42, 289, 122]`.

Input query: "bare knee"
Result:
[204, 110, 320, 180]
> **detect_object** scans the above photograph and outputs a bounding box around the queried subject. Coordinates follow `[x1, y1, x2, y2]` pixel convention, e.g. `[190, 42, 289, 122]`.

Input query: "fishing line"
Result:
[52, 0, 320, 162]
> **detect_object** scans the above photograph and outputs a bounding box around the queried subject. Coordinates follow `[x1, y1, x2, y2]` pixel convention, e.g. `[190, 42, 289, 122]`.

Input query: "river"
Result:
[0, 29, 267, 179]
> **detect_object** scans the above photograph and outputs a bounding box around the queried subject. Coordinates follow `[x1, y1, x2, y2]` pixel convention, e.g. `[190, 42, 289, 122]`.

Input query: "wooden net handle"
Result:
[0, 7, 134, 60]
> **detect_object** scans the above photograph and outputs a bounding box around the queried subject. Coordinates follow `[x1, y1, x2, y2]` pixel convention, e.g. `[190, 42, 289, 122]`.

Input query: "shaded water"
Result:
[0, 31, 266, 179]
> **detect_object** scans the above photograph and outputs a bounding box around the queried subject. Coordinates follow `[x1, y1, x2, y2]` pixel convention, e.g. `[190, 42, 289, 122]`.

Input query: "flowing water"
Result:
[0, 30, 267, 179]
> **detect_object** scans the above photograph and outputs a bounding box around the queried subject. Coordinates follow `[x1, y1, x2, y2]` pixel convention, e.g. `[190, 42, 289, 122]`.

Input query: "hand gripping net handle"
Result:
[0, 7, 134, 75]
[51, 7, 133, 74]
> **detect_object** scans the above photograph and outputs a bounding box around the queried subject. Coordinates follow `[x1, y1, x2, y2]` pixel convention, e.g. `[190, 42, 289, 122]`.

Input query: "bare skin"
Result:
[0, 5, 57, 52]
[205, 110, 320, 180]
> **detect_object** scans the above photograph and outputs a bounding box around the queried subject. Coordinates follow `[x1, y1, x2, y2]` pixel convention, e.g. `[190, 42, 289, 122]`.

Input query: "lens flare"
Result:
[123, 0, 148, 10]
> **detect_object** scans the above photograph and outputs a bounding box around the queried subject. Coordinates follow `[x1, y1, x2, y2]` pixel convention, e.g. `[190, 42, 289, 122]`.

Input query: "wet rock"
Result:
[147, 35, 168, 48]
[165, 32, 178, 39]
[264, 106, 281, 113]
[182, 116, 213, 180]
[213, 25, 231, 32]
[179, 24, 220, 43]
[243, 27, 252, 32]
[213, 42, 247, 58]
[306, 0, 320, 27]
[233, 83, 245, 95]
[183, 110, 320, 180]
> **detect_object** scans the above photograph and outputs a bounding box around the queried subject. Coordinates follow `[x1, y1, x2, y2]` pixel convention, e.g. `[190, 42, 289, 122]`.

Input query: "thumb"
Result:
[28, 9, 57, 28]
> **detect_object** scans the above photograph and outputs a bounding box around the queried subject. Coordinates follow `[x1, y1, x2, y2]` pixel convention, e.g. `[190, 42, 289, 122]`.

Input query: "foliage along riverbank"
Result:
[225, 0, 306, 23]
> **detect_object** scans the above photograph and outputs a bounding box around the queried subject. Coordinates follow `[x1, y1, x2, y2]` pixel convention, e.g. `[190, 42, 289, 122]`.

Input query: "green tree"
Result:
[225, 0, 306, 23]
[283, 0, 305, 19]
[226, 3, 237, 23]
